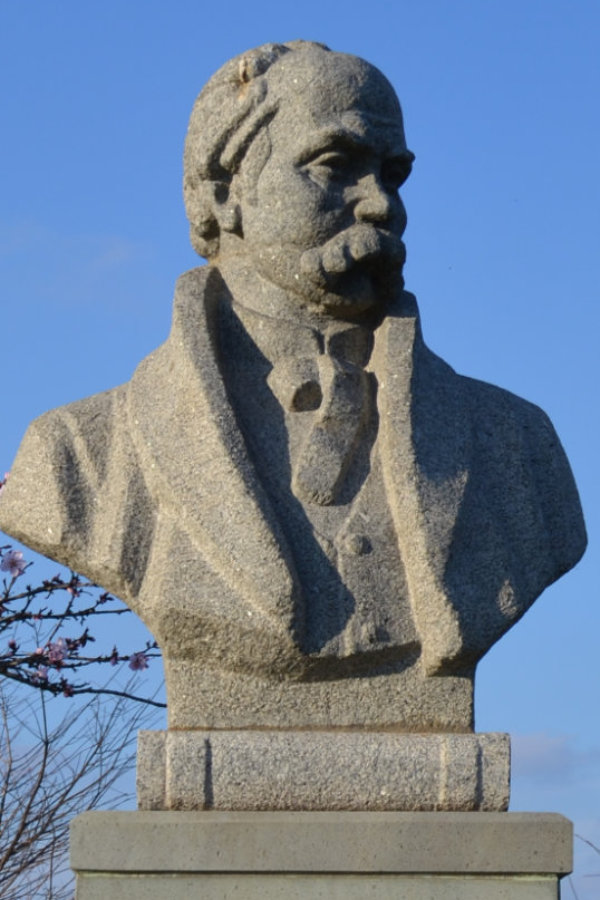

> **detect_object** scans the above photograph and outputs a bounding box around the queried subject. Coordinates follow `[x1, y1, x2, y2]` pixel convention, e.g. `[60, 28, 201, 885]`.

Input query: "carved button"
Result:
[340, 533, 372, 556]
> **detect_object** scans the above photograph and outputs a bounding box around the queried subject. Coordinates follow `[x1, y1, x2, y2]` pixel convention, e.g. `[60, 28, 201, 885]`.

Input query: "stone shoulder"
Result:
[456, 369, 587, 571]
[0, 385, 128, 569]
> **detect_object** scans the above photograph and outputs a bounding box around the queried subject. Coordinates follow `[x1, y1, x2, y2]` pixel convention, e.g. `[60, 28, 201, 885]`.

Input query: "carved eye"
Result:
[306, 151, 350, 183]
[312, 151, 348, 168]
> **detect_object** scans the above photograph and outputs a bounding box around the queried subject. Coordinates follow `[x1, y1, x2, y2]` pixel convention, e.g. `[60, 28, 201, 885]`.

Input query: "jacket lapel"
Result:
[374, 293, 471, 674]
[127, 267, 303, 639]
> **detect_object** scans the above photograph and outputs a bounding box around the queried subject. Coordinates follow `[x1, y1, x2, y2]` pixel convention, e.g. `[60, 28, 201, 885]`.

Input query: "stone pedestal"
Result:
[71, 811, 572, 899]
[137, 729, 510, 811]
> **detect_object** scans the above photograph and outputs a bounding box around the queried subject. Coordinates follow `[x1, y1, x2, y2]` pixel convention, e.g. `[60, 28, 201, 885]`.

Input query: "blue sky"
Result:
[2, 2, 599, 894]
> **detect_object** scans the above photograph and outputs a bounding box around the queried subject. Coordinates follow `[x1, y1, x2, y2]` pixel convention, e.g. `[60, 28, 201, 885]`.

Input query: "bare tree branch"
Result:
[0, 539, 165, 897]
[0, 680, 161, 899]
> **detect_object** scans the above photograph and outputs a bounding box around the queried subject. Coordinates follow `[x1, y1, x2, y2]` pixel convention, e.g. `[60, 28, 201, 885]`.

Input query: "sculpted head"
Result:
[184, 41, 414, 317]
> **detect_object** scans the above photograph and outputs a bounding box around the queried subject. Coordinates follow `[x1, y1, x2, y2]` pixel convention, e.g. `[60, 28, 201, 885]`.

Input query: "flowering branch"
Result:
[0, 477, 165, 897]
[0, 543, 165, 708]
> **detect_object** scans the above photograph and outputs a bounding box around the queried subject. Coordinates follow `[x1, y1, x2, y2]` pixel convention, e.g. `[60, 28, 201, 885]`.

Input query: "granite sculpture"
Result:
[0, 41, 586, 810]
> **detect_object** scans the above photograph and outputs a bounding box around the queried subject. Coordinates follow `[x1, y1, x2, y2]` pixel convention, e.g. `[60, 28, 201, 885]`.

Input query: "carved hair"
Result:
[183, 41, 331, 259]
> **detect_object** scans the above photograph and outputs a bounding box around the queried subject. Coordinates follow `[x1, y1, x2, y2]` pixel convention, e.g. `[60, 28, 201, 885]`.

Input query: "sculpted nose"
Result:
[352, 174, 394, 224]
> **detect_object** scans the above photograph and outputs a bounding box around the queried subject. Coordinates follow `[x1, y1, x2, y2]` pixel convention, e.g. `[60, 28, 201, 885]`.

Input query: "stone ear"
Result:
[212, 180, 242, 235]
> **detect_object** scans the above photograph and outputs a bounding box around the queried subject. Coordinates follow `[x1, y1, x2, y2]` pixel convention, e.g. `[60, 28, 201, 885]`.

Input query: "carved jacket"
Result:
[0, 267, 586, 677]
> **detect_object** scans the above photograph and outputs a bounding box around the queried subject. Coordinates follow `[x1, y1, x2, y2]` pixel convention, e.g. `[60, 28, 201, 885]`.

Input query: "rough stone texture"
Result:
[0, 41, 587, 812]
[74, 874, 560, 899]
[163, 657, 474, 730]
[136, 730, 166, 811]
[137, 730, 509, 811]
[71, 811, 571, 899]
[70, 811, 573, 873]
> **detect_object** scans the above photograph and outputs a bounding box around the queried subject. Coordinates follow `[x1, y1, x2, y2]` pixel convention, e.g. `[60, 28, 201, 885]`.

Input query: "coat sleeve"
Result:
[440, 378, 587, 669]
[0, 390, 117, 575]
[526, 402, 587, 578]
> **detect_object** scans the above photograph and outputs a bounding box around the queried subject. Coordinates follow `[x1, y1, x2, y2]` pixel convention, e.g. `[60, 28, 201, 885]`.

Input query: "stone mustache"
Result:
[0, 42, 585, 748]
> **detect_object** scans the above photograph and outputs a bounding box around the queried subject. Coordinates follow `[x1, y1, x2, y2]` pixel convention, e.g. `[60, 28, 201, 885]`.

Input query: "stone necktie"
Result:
[268, 322, 372, 506]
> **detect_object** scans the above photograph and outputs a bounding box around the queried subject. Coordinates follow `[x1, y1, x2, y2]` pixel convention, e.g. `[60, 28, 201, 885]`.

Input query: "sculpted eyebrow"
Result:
[295, 130, 367, 164]
[296, 130, 414, 170]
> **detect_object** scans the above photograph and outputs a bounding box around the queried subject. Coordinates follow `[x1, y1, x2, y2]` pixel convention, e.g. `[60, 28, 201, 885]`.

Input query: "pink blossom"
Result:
[35, 665, 48, 681]
[128, 651, 149, 671]
[0, 549, 26, 578]
[47, 638, 68, 664]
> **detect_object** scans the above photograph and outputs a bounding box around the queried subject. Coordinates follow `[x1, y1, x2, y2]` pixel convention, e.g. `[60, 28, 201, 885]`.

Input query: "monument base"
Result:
[137, 729, 510, 810]
[71, 811, 572, 899]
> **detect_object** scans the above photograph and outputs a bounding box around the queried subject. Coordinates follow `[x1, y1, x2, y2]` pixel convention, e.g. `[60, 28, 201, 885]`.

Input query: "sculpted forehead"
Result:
[266, 50, 406, 143]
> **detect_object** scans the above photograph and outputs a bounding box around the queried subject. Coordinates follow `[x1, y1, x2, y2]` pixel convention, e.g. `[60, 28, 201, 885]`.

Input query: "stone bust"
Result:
[0, 41, 586, 734]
